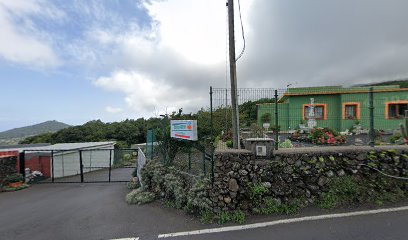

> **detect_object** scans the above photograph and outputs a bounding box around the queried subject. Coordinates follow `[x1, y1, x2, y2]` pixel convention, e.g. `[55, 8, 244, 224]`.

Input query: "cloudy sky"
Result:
[1, 0, 408, 131]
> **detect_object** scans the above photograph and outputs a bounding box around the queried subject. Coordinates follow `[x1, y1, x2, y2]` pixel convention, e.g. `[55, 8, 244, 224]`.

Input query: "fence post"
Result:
[274, 89, 279, 150]
[51, 150, 54, 183]
[19, 151, 25, 177]
[188, 148, 191, 171]
[210, 86, 214, 141]
[79, 150, 84, 183]
[108, 149, 112, 182]
[368, 87, 375, 147]
[202, 151, 206, 175]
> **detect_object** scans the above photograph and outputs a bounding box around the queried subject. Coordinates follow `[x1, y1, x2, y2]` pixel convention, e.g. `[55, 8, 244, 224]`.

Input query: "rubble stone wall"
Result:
[210, 146, 408, 212]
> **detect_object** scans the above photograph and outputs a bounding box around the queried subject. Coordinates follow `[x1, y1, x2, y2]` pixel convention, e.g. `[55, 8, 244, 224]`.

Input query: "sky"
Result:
[1, 0, 408, 131]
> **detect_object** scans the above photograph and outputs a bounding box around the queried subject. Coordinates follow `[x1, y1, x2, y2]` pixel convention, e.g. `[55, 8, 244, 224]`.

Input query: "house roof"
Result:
[258, 85, 408, 105]
[0, 142, 116, 152]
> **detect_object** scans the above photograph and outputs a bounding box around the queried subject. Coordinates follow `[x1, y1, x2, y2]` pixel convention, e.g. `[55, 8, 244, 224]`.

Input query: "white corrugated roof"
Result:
[0, 141, 115, 152]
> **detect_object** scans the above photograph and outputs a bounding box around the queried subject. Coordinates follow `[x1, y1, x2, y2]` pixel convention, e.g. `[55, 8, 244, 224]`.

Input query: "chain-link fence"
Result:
[211, 85, 408, 150]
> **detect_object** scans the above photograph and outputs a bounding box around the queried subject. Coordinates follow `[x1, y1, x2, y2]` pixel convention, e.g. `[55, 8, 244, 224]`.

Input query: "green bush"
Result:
[185, 178, 213, 214]
[318, 176, 360, 209]
[261, 197, 302, 215]
[3, 173, 24, 184]
[308, 127, 346, 145]
[217, 211, 246, 225]
[126, 188, 155, 205]
[226, 140, 233, 148]
[200, 211, 215, 224]
[2, 183, 29, 192]
[278, 139, 293, 148]
[248, 183, 269, 201]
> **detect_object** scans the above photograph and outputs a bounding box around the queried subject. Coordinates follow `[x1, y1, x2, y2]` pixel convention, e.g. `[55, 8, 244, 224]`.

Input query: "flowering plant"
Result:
[308, 127, 346, 145]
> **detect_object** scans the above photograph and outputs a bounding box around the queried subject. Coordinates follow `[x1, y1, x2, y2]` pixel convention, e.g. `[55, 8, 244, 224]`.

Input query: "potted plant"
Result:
[261, 113, 271, 130]
[4, 173, 24, 188]
[298, 119, 307, 131]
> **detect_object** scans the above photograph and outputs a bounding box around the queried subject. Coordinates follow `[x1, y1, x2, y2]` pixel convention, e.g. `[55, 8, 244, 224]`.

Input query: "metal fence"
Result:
[211, 86, 408, 150]
[148, 119, 215, 181]
[21, 148, 137, 183]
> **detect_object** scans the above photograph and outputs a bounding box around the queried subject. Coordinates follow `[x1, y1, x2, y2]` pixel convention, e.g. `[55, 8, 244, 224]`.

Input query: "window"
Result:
[386, 102, 408, 119]
[303, 104, 326, 120]
[342, 102, 360, 120]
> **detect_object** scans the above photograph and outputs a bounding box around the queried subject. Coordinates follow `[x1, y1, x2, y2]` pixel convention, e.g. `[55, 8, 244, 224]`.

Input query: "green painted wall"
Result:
[257, 89, 408, 132]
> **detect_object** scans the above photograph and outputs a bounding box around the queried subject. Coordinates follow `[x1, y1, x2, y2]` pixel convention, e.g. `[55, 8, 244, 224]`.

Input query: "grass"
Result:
[217, 211, 246, 225]
[260, 197, 302, 215]
[317, 175, 407, 209]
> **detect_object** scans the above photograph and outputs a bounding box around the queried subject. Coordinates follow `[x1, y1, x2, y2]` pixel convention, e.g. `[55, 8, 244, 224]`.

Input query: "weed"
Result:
[200, 211, 214, 224]
[261, 197, 302, 215]
[218, 211, 232, 224]
[217, 211, 246, 224]
[248, 183, 269, 201]
[231, 211, 246, 224]
[317, 176, 360, 209]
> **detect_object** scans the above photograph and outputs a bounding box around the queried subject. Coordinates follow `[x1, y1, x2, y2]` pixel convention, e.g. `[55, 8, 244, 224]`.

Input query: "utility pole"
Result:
[227, 0, 240, 149]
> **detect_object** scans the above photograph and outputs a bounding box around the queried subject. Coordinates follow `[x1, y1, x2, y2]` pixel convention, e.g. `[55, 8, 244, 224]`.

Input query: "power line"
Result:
[235, 0, 246, 62]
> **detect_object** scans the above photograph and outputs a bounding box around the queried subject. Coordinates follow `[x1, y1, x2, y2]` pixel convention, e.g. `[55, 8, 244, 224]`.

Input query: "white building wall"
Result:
[51, 144, 114, 178]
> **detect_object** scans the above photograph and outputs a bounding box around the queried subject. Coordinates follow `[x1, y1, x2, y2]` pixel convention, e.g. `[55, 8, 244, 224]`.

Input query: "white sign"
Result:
[170, 120, 198, 141]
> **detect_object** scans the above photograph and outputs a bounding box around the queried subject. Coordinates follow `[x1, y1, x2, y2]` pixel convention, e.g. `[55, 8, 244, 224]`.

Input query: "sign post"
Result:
[170, 120, 198, 141]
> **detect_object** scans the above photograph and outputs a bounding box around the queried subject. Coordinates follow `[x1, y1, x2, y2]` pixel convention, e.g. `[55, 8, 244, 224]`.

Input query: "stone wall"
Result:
[0, 156, 17, 182]
[210, 146, 408, 213]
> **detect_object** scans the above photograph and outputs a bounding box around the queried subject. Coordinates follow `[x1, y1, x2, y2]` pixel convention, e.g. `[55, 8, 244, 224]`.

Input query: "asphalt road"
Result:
[1, 183, 408, 240]
[164, 210, 408, 240]
[0, 183, 203, 240]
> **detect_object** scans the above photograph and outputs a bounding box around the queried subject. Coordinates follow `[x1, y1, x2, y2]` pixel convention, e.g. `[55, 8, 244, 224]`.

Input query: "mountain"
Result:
[0, 121, 71, 141]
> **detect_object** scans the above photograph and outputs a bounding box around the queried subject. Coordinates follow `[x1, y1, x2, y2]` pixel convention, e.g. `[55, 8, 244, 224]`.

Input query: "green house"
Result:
[257, 85, 408, 132]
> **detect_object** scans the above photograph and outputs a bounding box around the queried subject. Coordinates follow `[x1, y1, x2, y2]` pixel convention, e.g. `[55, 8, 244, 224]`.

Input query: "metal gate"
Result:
[19, 148, 137, 183]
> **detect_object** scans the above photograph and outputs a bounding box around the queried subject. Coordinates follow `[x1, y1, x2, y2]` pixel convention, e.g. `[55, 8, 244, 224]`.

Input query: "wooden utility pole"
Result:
[227, 0, 240, 149]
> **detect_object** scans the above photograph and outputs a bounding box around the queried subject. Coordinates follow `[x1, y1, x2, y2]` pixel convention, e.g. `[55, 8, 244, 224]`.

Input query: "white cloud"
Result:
[0, 0, 61, 68]
[94, 70, 208, 117]
[145, 0, 227, 65]
[105, 106, 123, 114]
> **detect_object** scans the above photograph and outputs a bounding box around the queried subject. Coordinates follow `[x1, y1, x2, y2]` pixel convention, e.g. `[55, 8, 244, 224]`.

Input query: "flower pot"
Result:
[8, 182, 23, 188]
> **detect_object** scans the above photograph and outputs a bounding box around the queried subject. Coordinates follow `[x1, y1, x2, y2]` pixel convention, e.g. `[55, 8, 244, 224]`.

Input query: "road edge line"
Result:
[158, 205, 408, 238]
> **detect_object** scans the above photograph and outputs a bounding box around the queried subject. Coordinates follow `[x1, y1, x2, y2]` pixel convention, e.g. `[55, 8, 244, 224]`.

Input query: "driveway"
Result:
[0, 183, 203, 240]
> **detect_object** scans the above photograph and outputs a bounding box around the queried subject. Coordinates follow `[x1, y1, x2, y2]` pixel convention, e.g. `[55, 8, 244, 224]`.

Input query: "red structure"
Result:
[0, 150, 51, 178]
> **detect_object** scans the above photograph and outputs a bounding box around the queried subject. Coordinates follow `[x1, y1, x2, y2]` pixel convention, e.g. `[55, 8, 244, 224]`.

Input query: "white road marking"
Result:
[109, 238, 139, 240]
[158, 205, 408, 238]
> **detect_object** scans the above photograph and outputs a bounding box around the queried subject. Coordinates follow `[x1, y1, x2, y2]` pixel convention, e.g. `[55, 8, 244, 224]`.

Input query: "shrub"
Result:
[185, 178, 213, 214]
[226, 140, 233, 148]
[126, 188, 155, 205]
[2, 183, 29, 192]
[261, 113, 271, 124]
[247, 182, 269, 209]
[261, 197, 302, 215]
[217, 211, 246, 225]
[317, 176, 361, 209]
[3, 173, 24, 185]
[308, 127, 346, 145]
[278, 139, 293, 148]
[389, 133, 402, 144]
[200, 211, 215, 224]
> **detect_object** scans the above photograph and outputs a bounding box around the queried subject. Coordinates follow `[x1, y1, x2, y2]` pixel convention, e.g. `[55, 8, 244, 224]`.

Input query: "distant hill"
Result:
[0, 121, 71, 141]
[357, 79, 408, 88]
